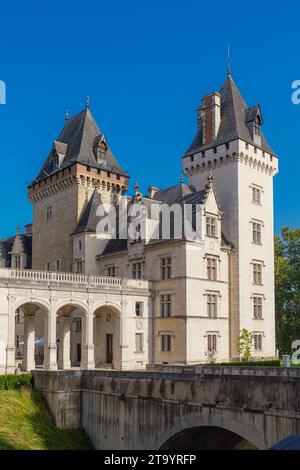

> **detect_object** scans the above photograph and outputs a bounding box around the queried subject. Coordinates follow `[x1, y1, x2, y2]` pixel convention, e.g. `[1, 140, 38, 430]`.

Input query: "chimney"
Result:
[147, 186, 160, 199]
[197, 92, 221, 145]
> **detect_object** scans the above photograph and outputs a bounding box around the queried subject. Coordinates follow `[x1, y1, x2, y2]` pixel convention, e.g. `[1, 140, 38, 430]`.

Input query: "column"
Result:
[58, 316, 71, 370]
[44, 300, 57, 371]
[6, 296, 16, 373]
[23, 315, 35, 371]
[80, 300, 95, 370]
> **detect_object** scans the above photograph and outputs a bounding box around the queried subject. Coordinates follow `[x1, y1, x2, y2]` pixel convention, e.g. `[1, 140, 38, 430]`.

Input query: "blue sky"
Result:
[0, 0, 299, 237]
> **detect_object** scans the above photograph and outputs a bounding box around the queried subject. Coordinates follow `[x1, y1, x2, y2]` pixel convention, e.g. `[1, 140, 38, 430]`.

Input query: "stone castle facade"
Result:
[0, 72, 278, 372]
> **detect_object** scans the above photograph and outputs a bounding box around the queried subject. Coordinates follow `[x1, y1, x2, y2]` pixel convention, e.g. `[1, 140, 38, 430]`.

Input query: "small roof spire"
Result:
[226, 43, 232, 76]
[65, 109, 69, 121]
[86, 96, 90, 108]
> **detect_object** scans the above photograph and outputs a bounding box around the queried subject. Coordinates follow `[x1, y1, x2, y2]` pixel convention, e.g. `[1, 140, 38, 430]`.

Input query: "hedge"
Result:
[0, 373, 32, 390]
[212, 360, 281, 367]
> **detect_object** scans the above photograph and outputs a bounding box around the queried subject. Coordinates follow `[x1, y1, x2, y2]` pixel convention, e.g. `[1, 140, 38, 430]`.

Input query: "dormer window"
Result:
[97, 141, 107, 161]
[254, 117, 261, 136]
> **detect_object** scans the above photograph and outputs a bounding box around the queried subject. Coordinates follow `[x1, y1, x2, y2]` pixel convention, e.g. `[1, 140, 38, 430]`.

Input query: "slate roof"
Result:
[30, 107, 128, 186]
[100, 182, 232, 256]
[0, 234, 32, 268]
[73, 189, 103, 235]
[184, 74, 275, 156]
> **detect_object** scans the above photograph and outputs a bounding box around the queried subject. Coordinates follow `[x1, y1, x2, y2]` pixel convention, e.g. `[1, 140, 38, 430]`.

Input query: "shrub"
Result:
[0, 373, 32, 390]
[212, 360, 281, 367]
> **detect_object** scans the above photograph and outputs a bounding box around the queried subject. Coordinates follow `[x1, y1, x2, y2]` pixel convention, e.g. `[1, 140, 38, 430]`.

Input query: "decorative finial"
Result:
[134, 182, 142, 201]
[134, 181, 140, 194]
[86, 96, 90, 108]
[65, 109, 69, 121]
[226, 43, 232, 76]
[16, 225, 21, 235]
[207, 172, 213, 186]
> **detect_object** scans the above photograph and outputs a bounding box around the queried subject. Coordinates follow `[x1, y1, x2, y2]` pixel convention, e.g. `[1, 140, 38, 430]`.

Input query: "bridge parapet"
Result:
[146, 364, 300, 377]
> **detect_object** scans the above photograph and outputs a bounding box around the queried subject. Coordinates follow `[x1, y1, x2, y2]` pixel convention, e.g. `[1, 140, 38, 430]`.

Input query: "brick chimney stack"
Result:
[197, 92, 221, 145]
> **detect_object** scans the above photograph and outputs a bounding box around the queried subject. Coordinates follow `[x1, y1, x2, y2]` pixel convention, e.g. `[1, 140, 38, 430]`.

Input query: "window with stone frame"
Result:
[46, 206, 52, 221]
[206, 216, 217, 237]
[254, 333, 263, 351]
[135, 302, 143, 317]
[135, 333, 143, 352]
[76, 260, 83, 273]
[160, 294, 172, 317]
[207, 293, 218, 317]
[160, 257, 172, 279]
[253, 262, 263, 285]
[132, 261, 142, 279]
[107, 265, 115, 277]
[252, 186, 262, 205]
[253, 296, 263, 319]
[207, 334, 217, 352]
[207, 256, 217, 281]
[252, 221, 262, 244]
[161, 334, 171, 352]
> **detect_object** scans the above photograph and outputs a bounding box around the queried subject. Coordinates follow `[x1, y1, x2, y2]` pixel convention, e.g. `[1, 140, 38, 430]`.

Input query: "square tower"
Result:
[182, 74, 279, 359]
[28, 105, 129, 272]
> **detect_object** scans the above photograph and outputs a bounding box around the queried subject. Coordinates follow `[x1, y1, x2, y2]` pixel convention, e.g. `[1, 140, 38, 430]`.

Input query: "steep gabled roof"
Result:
[72, 189, 102, 235]
[31, 107, 128, 185]
[185, 74, 275, 156]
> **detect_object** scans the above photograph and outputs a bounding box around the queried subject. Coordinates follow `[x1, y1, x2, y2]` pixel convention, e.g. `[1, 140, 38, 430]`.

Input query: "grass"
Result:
[0, 388, 93, 450]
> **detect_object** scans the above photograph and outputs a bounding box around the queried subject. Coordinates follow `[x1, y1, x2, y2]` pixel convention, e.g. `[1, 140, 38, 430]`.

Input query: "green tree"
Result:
[275, 227, 300, 355]
[238, 328, 253, 360]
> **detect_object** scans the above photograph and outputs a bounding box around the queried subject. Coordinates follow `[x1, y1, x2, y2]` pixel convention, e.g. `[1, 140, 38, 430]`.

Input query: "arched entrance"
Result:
[159, 426, 255, 450]
[93, 304, 121, 369]
[14, 301, 49, 372]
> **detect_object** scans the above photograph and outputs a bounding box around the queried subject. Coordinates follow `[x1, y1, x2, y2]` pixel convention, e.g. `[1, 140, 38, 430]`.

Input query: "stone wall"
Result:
[33, 368, 300, 450]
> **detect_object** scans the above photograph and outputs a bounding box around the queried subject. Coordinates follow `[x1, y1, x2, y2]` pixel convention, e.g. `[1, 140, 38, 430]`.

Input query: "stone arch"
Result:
[13, 298, 50, 314]
[55, 299, 88, 316]
[93, 302, 122, 368]
[156, 410, 266, 450]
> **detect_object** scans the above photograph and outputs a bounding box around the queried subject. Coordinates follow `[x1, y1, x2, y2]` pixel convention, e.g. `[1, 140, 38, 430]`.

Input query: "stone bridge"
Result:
[33, 366, 300, 450]
[0, 268, 152, 373]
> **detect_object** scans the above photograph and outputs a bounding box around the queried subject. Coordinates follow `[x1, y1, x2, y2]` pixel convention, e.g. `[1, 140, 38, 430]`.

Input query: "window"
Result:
[15, 310, 20, 324]
[107, 171, 111, 178]
[46, 261, 51, 272]
[253, 296, 263, 319]
[161, 257, 172, 279]
[254, 147, 257, 154]
[132, 261, 142, 279]
[97, 142, 106, 161]
[207, 257, 217, 281]
[76, 343, 81, 362]
[135, 302, 143, 317]
[74, 319, 82, 333]
[252, 222, 262, 244]
[107, 266, 115, 277]
[46, 206, 52, 221]
[253, 262, 263, 285]
[55, 259, 61, 272]
[225, 142, 230, 150]
[16, 335, 20, 349]
[207, 294, 218, 317]
[160, 294, 172, 317]
[76, 260, 83, 273]
[202, 151, 205, 158]
[254, 119, 261, 136]
[135, 333, 143, 352]
[190, 155, 194, 162]
[78, 240, 82, 251]
[206, 216, 217, 237]
[254, 333, 263, 351]
[252, 187, 262, 204]
[207, 334, 217, 352]
[245, 142, 249, 150]
[161, 334, 171, 352]
[14, 255, 21, 269]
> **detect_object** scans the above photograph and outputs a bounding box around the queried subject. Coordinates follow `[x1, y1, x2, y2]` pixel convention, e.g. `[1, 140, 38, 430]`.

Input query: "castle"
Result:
[0, 72, 279, 372]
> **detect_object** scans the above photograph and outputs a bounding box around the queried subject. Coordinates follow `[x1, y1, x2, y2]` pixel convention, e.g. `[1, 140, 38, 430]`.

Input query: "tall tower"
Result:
[182, 74, 279, 359]
[28, 103, 129, 272]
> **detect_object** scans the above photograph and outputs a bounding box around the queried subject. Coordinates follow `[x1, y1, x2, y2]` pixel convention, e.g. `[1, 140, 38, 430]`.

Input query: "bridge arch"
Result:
[156, 411, 265, 450]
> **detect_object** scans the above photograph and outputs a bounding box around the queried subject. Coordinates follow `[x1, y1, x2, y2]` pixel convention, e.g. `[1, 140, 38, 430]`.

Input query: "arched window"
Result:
[97, 142, 107, 161]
